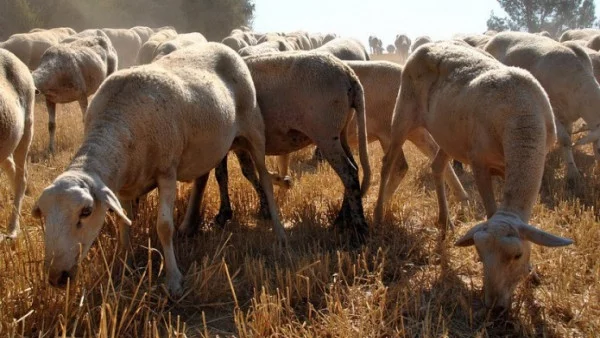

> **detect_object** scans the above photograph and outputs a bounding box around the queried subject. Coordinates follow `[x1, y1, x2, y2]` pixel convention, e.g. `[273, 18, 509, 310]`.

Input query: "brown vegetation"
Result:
[0, 95, 597, 336]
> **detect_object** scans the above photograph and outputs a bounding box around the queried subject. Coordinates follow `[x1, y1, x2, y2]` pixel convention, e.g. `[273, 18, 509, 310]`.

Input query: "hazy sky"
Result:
[253, 0, 600, 47]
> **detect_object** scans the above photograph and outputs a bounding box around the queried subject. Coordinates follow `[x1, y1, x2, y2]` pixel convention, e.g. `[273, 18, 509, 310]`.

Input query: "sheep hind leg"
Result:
[214, 154, 234, 227]
[0, 157, 19, 240]
[556, 122, 582, 190]
[156, 172, 183, 296]
[233, 149, 271, 220]
[178, 173, 209, 236]
[319, 140, 368, 245]
[239, 131, 287, 243]
[471, 162, 497, 219]
[333, 128, 358, 228]
[78, 97, 88, 123]
[431, 150, 452, 237]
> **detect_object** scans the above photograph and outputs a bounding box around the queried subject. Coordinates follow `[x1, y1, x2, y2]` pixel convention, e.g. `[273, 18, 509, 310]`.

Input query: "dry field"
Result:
[0, 96, 598, 337]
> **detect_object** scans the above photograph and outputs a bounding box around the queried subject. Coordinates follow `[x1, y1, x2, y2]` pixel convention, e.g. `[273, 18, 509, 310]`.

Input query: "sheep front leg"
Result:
[0, 157, 20, 240]
[556, 121, 582, 187]
[78, 97, 88, 123]
[46, 99, 57, 153]
[156, 173, 183, 296]
[471, 162, 497, 219]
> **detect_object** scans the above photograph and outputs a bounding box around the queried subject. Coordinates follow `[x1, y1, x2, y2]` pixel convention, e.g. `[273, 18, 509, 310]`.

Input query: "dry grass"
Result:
[0, 100, 598, 337]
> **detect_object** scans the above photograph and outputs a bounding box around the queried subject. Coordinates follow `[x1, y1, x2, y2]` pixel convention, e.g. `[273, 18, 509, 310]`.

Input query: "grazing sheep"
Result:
[0, 49, 34, 241]
[313, 37, 370, 61]
[152, 32, 207, 61]
[181, 52, 371, 244]
[32, 42, 284, 295]
[375, 41, 573, 311]
[131, 26, 155, 44]
[394, 34, 411, 63]
[559, 28, 600, 42]
[32, 33, 118, 153]
[136, 28, 177, 65]
[0, 28, 75, 70]
[484, 32, 600, 185]
[411, 36, 432, 53]
[101, 28, 143, 69]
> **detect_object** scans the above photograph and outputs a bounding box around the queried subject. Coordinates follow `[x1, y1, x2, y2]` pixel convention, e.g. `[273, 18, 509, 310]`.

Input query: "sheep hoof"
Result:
[165, 272, 184, 298]
[272, 174, 293, 189]
[214, 209, 233, 228]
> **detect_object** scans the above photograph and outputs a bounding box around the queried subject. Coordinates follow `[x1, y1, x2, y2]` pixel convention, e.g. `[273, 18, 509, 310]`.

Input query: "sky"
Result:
[253, 0, 600, 47]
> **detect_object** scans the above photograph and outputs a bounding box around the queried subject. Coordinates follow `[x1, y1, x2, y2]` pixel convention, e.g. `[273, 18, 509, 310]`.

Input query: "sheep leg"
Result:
[234, 150, 271, 220]
[46, 99, 57, 153]
[311, 147, 325, 163]
[319, 140, 368, 245]
[471, 163, 497, 219]
[408, 128, 468, 201]
[78, 97, 88, 123]
[241, 132, 287, 243]
[214, 154, 233, 227]
[272, 154, 292, 189]
[556, 121, 582, 187]
[432, 150, 454, 236]
[333, 127, 359, 227]
[5, 119, 32, 239]
[178, 173, 210, 236]
[156, 172, 183, 296]
[118, 200, 133, 267]
[0, 157, 20, 240]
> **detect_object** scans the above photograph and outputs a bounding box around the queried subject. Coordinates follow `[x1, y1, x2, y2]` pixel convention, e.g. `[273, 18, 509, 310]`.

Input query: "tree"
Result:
[487, 0, 597, 36]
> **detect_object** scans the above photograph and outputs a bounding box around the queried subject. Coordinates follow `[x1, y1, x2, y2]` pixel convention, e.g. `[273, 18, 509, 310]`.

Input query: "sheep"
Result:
[286, 31, 312, 50]
[238, 38, 295, 56]
[410, 36, 432, 53]
[563, 41, 600, 84]
[559, 28, 600, 42]
[386, 44, 395, 53]
[394, 34, 411, 63]
[32, 42, 284, 295]
[0, 28, 75, 70]
[0, 49, 34, 241]
[152, 32, 207, 61]
[32, 32, 118, 153]
[313, 37, 370, 61]
[484, 31, 600, 185]
[536, 31, 553, 39]
[136, 28, 177, 65]
[101, 28, 143, 69]
[180, 52, 371, 244]
[222, 35, 249, 52]
[457, 34, 491, 49]
[368, 36, 383, 54]
[374, 41, 573, 311]
[586, 34, 600, 51]
[130, 26, 154, 44]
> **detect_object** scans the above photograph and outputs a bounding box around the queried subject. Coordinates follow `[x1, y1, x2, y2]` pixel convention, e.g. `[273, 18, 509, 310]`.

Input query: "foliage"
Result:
[0, 0, 255, 41]
[487, 0, 597, 36]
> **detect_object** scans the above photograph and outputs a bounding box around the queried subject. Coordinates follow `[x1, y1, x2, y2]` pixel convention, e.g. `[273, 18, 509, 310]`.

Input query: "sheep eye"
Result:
[80, 206, 92, 218]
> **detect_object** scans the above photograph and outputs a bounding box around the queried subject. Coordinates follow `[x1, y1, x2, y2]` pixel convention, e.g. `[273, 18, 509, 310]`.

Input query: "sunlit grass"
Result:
[0, 96, 597, 337]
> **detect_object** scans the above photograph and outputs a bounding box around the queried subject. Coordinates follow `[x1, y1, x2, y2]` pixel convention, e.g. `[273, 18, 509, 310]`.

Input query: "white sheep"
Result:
[410, 35, 432, 53]
[0, 49, 35, 241]
[484, 31, 600, 185]
[32, 42, 284, 295]
[152, 32, 207, 61]
[0, 28, 75, 70]
[136, 28, 177, 65]
[394, 34, 411, 63]
[559, 28, 600, 42]
[313, 37, 370, 60]
[180, 52, 371, 244]
[101, 28, 143, 69]
[32, 31, 118, 153]
[374, 41, 572, 311]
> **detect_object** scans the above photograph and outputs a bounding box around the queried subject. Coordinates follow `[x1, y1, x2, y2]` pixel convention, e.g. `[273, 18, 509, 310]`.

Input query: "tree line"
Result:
[0, 0, 255, 40]
[488, 0, 597, 36]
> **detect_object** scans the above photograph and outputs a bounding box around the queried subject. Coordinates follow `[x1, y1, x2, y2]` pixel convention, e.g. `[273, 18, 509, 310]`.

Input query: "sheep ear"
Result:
[518, 224, 573, 247]
[455, 222, 486, 247]
[574, 127, 600, 146]
[98, 186, 132, 226]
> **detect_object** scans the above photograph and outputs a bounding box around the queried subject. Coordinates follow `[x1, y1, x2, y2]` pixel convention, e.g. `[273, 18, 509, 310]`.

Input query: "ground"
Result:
[0, 95, 598, 337]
